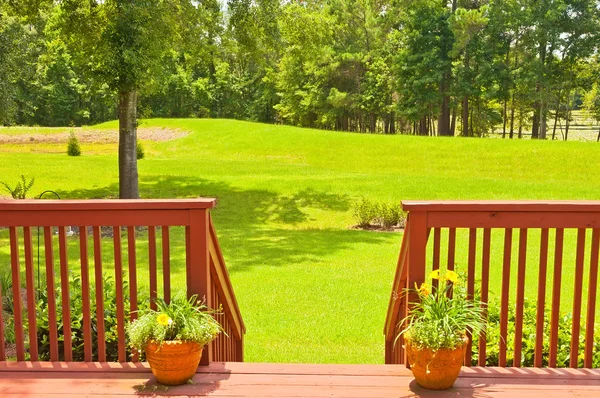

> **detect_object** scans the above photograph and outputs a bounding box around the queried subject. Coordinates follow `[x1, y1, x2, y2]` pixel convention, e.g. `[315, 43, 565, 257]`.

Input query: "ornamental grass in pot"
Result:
[127, 294, 223, 386]
[397, 269, 486, 390]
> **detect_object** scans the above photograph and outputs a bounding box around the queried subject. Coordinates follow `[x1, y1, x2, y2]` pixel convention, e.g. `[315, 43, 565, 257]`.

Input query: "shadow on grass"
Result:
[59, 175, 394, 272]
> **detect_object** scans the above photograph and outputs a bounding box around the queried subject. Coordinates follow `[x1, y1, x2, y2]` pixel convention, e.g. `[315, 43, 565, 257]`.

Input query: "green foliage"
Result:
[136, 141, 144, 160]
[0, 175, 35, 199]
[398, 270, 486, 351]
[36, 274, 143, 361]
[67, 131, 81, 156]
[127, 294, 223, 352]
[475, 299, 600, 368]
[353, 199, 406, 229]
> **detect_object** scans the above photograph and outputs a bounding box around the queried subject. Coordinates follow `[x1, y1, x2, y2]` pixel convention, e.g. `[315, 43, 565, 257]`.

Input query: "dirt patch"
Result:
[0, 127, 189, 144]
[352, 224, 404, 233]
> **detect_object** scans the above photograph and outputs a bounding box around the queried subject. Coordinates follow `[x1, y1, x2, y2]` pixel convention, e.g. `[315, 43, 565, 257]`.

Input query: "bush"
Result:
[353, 198, 406, 229]
[136, 141, 145, 159]
[67, 132, 81, 156]
[353, 197, 378, 227]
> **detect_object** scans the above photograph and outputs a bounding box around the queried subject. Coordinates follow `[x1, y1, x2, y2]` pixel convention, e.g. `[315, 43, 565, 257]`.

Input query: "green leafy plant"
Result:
[397, 269, 486, 350]
[67, 131, 81, 156]
[376, 202, 406, 229]
[0, 175, 35, 199]
[353, 197, 378, 227]
[127, 294, 222, 353]
[136, 141, 145, 159]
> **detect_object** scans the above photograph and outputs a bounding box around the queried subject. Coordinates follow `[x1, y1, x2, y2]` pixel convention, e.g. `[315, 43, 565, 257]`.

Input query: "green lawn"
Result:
[1, 118, 599, 363]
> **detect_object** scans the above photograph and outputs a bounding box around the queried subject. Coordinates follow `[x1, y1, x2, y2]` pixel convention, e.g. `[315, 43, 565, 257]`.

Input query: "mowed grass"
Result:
[1, 118, 600, 364]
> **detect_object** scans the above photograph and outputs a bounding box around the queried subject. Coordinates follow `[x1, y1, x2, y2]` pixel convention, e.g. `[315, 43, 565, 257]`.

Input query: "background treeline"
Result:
[1, 0, 600, 137]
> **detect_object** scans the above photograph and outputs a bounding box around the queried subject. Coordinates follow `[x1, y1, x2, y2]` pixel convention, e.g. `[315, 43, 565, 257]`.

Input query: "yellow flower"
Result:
[428, 269, 440, 280]
[157, 314, 171, 326]
[445, 270, 459, 283]
[418, 282, 431, 296]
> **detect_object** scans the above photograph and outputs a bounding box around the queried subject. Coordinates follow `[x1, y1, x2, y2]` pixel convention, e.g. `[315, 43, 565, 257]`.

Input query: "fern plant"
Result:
[0, 175, 35, 199]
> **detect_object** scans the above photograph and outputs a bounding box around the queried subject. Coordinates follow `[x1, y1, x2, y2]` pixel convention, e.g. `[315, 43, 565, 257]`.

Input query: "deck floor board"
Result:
[0, 362, 599, 397]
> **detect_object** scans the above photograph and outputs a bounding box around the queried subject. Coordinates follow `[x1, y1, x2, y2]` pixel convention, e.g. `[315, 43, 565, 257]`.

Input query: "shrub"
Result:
[0, 175, 35, 199]
[376, 202, 406, 229]
[353, 197, 378, 227]
[136, 141, 145, 159]
[67, 132, 81, 156]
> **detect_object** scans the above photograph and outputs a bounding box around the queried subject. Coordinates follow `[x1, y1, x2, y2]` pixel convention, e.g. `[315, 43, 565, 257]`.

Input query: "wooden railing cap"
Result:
[402, 200, 600, 212]
[0, 198, 217, 211]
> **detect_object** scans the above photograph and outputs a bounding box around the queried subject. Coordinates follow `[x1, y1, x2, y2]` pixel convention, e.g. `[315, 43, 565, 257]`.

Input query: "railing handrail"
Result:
[209, 218, 246, 339]
[0, 198, 216, 211]
[402, 200, 600, 212]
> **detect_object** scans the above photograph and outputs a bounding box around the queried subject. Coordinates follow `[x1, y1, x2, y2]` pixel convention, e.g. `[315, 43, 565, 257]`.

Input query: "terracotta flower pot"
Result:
[144, 340, 203, 386]
[405, 337, 467, 390]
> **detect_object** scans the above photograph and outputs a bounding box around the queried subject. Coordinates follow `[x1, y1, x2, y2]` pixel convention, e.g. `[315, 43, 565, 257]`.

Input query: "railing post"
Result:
[403, 211, 428, 366]
[188, 208, 213, 365]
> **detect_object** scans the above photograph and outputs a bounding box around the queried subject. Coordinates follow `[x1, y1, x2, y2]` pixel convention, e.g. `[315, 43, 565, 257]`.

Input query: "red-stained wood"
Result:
[535, 228, 549, 368]
[478, 228, 491, 367]
[23, 226, 38, 361]
[113, 226, 126, 363]
[549, 228, 564, 368]
[148, 226, 158, 310]
[9, 227, 25, 361]
[92, 226, 106, 362]
[432, 228, 441, 289]
[79, 226, 92, 362]
[162, 226, 171, 303]
[0, 269, 5, 361]
[127, 226, 138, 362]
[426, 211, 600, 229]
[499, 228, 512, 367]
[0, 198, 216, 211]
[585, 229, 600, 368]
[402, 200, 600, 213]
[447, 228, 456, 271]
[189, 209, 212, 366]
[58, 227, 72, 362]
[466, 228, 477, 365]
[44, 226, 59, 361]
[570, 228, 586, 368]
[513, 228, 528, 368]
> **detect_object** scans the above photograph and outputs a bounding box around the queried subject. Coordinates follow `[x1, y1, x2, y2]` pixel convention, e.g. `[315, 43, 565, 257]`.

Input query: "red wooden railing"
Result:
[0, 199, 244, 364]
[385, 201, 600, 368]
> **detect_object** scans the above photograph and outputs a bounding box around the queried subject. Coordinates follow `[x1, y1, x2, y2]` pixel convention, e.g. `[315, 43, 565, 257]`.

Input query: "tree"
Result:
[55, 0, 184, 198]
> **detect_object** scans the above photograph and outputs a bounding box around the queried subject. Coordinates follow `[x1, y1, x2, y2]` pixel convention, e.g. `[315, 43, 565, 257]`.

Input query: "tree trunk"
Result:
[509, 92, 515, 139]
[438, 78, 451, 136]
[502, 98, 508, 138]
[597, 127, 600, 142]
[450, 106, 456, 136]
[419, 115, 428, 135]
[118, 90, 139, 199]
[462, 95, 469, 137]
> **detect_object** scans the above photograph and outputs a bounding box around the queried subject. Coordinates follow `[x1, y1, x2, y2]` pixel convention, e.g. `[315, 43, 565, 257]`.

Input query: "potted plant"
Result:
[127, 294, 223, 386]
[397, 269, 486, 390]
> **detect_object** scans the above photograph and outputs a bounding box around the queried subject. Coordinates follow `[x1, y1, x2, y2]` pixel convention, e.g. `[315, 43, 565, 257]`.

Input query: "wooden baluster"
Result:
[513, 228, 528, 368]
[0, 280, 4, 360]
[162, 226, 171, 303]
[432, 228, 441, 289]
[93, 226, 106, 362]
[466, 228, 477, 365]
[79, 226, 92, 362]
[584, 229, 600, 368]
[189, 209, 212, 365]
[113, 226, 126, 362]
[499, 228, 512, 367]
[478, 228, 491, 366]
[549, 228, 564, 368]
[447, 228, 456, 271]
[570, 228, 586, 368]
[148, 226, 157, 310]
[127, 226, 138, 362]
[44, 227, 59, 361]
[23, 227, 38, 361]
[58, 227, 72, 361]
[534, 228, 549, 367]
[9, 227, 25, 360]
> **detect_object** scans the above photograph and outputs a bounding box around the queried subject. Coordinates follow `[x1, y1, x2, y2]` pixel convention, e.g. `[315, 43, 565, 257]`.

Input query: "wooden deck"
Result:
[1, 362, 599, 397]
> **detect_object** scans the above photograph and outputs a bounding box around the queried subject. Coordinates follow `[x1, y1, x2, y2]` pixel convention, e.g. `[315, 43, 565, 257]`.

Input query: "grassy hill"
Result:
[1, 118, 600, 363]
